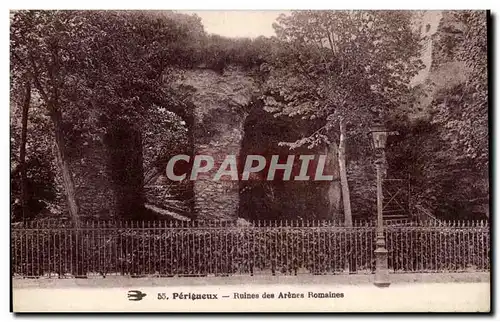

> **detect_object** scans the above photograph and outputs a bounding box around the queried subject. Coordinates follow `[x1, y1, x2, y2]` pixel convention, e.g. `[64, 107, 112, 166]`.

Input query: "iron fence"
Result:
[11, 220, 490, 278]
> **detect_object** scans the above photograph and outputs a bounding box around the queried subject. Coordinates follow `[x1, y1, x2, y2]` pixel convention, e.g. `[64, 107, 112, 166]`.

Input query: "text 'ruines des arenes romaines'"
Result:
[233, 291, 345, 299]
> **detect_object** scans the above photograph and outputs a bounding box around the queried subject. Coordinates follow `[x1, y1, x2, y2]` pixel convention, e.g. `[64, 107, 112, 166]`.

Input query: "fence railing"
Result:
[11, 220, 490, 278]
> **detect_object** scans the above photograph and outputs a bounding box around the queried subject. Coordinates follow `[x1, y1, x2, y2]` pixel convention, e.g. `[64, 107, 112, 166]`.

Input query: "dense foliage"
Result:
[10, 10, 488, 222]
[387, 11, 489, 220]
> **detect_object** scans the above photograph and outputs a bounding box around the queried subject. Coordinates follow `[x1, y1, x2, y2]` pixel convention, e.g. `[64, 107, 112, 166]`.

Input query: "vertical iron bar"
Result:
[130, 221, 134, 276]
[462, 222, 466, 270]
[102, 220, 105, 275]
[48, 222, 52, 278]
[14, 228, 18, 276]
[169, 221, 172, 276]
[300, 221, 304, 273]
[75, 220, 79, 278]
[470, 223, 474, 270]
[124, 221, 128, 276]
[174, 221, 178, 276]
[354, 223, 358, 273]
[252, 222, 255, 275]
[465, 222, 469, 270]
[432, 225, 436, 272]
[453, 222, 457, 271]
[417, 226, 421, 272]
[190, 221, 192, 276]
[164, 221, 168, 276]
[206, 221, 209, 275]
[445, 222, 449, 271]
[65, 221, 69, 276]
[99, 220, 103, 276]
[12, 229, 16, 276]
[472, 222, 476, 270]
[479, 222, 482, 270]
[438, 223, 442, 272]
[36, 221, 40, 277]
[423, 224, 426, 272]
[27, 222, 31, 277]
[185, 221, 188, 275]
[308, 220, 312, 274]
[42, 221, 46, 277]
[90, 221, 94, 275]
[344, 224, 348, 273]
[327, 222, 331, 274]
[141, 220, 144, 276]
[92, 221, 96, 276]
[29, 222, 33, 277]
[224, 222, 228, 275]
[480, 221, 487, 269]
[405, 223, 409, 271]
[148, 221, 152, 275]
[307, 219, 316, 274]
[58, 224, 62, 277]
[103, 221, 107, 276]
[68, 221, 73, 277]
[280, 220, 283, 274]
[118, 220, 122, 276]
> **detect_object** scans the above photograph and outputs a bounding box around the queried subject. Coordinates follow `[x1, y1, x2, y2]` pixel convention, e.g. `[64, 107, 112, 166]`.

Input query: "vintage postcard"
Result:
[10, 9, 490, 313]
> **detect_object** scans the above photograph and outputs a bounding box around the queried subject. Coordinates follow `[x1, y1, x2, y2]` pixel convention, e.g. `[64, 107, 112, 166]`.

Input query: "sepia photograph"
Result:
[9, 9, 490, 313]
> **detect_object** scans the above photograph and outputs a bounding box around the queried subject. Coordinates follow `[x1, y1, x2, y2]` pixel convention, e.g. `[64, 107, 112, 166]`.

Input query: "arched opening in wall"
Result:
[142, 102, 196, 221]
[102, 100, 196, 221]
[238, 101, 335, 221]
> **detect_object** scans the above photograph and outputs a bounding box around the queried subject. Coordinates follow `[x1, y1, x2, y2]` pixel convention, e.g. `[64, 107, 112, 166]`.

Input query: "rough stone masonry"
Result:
[180, 66, 259, 220]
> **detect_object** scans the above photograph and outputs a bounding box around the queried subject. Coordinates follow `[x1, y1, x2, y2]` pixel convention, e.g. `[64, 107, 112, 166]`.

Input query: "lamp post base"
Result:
[374, 279, 391, 288]
[374, 233, 390, 288]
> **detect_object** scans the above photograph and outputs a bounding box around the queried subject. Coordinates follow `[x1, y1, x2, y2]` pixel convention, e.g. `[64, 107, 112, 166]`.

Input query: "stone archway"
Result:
[181, 66, 341, 221]
[69, 65, 341, 222]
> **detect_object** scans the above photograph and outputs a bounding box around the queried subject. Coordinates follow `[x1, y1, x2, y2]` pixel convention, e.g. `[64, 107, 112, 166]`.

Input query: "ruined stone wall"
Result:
[428, 11, 470, 85]
[70, 137, 117, 219]
[411, 10, 443, 87]
[69, 123, 145, 220]
[411, 10, 471, 115]
[179, 66, 259, 220]
[68, 66, 258, 221]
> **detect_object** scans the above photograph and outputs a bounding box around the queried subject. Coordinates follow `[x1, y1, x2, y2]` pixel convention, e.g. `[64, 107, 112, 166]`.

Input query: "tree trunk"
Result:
[27, 46, 79, 224]
[50, 108, 79, 225]
[19, 78, 31, 221]
[338, 119, 352, 226]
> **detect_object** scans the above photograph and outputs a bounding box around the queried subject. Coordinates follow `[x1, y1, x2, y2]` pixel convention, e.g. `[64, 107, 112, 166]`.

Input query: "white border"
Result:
[2, 1, 498, 320]
[2, 0, 497, 10]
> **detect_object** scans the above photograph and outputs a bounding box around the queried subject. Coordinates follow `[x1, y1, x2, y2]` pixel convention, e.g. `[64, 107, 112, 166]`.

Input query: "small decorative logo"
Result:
[128, 290, 147, 301]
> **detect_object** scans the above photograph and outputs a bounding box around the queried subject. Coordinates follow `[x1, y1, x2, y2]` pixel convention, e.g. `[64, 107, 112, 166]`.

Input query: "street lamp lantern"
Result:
[369, 124, 388, 150]
[369, 123, 398, 150]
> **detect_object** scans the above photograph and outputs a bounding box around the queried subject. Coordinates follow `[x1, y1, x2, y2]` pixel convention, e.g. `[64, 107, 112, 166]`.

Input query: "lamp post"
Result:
[369, 121, 397, 288]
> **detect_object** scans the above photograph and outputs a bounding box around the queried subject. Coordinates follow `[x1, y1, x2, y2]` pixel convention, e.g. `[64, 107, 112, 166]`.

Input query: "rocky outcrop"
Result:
[411, 11, 443, 87]
[411, 11, 471, 116]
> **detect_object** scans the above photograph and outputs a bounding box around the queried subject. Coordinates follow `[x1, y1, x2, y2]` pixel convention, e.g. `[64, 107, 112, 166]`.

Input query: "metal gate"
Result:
[382, 178, 410, 220]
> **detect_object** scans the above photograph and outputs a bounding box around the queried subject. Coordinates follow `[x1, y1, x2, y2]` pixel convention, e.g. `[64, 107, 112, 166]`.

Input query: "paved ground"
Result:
[12, 273, 490, 312]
